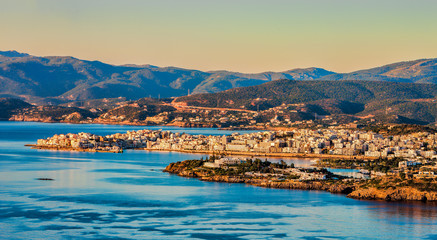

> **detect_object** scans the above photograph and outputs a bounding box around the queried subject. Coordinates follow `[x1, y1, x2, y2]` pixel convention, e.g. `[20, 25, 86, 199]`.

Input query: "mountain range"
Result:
[1, 50, 437, 105]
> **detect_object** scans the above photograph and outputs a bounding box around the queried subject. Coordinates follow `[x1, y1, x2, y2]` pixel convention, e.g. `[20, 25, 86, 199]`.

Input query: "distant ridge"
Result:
[0, 50, 436, 104]
[320, 58, 437, 83]
[0, 50, 30, 58]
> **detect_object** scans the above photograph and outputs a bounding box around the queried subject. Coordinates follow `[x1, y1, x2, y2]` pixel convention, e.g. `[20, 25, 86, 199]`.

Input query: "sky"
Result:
[1, 0, 437, 73]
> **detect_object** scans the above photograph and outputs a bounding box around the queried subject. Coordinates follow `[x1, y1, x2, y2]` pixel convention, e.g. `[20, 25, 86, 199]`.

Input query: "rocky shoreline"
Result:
[348, 187, 437, 202]
[164, 160, 437, 202]
[7, 118, 288, 131]
[8, 117, 232, 129]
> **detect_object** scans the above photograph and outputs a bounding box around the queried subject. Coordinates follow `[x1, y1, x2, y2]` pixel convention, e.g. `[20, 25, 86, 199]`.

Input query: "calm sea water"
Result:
[1, 122, 437, 240]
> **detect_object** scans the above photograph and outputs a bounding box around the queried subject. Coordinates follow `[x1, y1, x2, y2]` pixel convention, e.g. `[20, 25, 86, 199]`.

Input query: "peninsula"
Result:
[164, 157, 437, 202]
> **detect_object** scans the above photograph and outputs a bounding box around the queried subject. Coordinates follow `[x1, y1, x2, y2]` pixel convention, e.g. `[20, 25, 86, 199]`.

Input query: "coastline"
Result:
[139, 148, 378, 160]
[164, 160, 437, 202]
[25, 144, 377, 160]
[5, 119, 278, 131]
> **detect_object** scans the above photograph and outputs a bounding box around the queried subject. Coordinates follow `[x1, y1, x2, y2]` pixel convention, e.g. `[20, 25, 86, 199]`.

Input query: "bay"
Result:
[0, 122, 436, 239]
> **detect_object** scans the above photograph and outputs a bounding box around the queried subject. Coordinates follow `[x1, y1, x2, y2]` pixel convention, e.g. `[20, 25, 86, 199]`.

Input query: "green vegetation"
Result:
[165, 156, 437, 202]
[173, 158, 335, 180]
[364, 124, 437, 135]
[177, 80, 437, 124]
[178, 80, 437, 108]
[231, 159, 294, 175]
[32, 106, 96, 120]
[364, 158, 404, 173]
[361, 99, 437, 124]
[317, 157, 406, 173]
[180, 159, 204, 170]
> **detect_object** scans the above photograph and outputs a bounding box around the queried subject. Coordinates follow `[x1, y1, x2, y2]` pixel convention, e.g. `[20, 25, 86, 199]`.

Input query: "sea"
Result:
[0, 121, 436, 240]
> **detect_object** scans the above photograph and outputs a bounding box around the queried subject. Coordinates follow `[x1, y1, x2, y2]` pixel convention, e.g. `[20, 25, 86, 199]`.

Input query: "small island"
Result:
[164, 156, 437, 202]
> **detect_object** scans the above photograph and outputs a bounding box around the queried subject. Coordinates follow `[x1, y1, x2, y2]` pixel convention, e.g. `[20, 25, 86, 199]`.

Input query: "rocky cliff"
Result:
[348, 187, 437, 201]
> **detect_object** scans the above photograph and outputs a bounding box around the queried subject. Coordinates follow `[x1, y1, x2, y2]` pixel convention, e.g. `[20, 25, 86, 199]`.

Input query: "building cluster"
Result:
[36, 132, 122, 152]
[36, 128, 437, 162]
[169, 108, 260, 128]
[245, 165, 328, 181]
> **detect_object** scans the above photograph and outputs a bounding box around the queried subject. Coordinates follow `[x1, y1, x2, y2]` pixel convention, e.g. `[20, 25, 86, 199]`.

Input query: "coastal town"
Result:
[34, 127, 437, 163]
[29, 125, 437, 202]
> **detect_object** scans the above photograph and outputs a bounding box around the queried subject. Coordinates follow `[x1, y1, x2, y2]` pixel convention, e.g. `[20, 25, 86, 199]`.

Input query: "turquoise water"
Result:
[0, 122, 437, 239]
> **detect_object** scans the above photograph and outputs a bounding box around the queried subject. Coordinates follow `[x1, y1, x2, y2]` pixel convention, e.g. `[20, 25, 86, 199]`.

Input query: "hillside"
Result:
[0, 98, 32, 120]
[177, 80, 437, 107]
[176, 80, 437, 124]
[1, 50, 437, 104]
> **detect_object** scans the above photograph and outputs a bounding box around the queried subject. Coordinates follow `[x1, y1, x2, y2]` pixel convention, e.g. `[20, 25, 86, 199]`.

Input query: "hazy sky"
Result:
[1, 0, 437, 73]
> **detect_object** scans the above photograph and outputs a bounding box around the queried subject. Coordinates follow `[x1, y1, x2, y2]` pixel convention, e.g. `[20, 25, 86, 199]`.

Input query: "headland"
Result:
[164, 158, 437, 202]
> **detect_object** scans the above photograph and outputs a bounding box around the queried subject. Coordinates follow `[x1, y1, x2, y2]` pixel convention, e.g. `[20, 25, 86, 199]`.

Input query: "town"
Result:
[34, 127, 437, 162]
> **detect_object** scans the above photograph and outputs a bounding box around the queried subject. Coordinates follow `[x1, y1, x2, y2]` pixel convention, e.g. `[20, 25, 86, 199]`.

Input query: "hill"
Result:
[177, 80, 437, 107]
[0, 98, 32, 120]
[176, 80, 437, 124]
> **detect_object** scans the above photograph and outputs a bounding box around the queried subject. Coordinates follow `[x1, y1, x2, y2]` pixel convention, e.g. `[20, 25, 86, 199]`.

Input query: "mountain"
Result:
[1, 50, 437, 105]
[0, 50, 30, 58]
[0, 51, 333, 104]
[320, 59, 437, 84]
[192, 68, 333, 93]
[0, 52, 205, 103]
